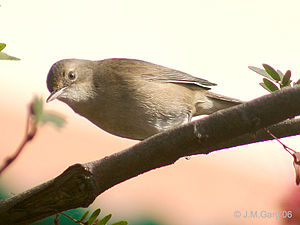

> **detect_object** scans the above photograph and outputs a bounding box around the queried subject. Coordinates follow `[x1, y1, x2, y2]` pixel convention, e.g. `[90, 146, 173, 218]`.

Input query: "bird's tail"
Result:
[194, 91, 242, 116]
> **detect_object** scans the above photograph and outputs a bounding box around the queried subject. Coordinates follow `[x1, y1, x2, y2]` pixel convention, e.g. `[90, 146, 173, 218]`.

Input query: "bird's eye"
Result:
[68, 71, 76, 80]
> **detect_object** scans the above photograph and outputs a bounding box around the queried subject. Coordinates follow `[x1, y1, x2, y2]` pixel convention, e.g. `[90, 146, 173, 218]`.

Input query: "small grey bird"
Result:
[46, 58, 241, 140]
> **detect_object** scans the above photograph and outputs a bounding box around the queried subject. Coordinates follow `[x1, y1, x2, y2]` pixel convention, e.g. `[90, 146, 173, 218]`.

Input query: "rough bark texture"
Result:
[1, 86, 300, 224]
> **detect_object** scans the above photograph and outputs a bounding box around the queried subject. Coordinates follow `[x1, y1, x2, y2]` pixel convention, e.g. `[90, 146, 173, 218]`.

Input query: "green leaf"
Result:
[263, 64, 281, 81]
[39, 112, 66, 128]
[277, 70, 284, 80]
[88, 209, 101, 225]
[259, 82, 271, 92]
[0, 51, 20, 60]
[79, 210, 90, 222]
[32, 97, 43, 119]
[263, 78, 279, 92]
[0, 43, 6, 52]
[97, 214, 112, 225]
[110, 221, 128, 225]
[294, 78, 300, 85]
[248, 66, 272, 79]
[281, 70, 291, 87]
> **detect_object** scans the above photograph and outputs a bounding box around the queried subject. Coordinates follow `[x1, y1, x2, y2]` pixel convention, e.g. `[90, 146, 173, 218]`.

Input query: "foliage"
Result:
[0, 43, 20, 60]
[0, 97, 65, 174]
[58, 208, 128, 225]
[249, 64, 300, 93]
[250, 63, 300, 186]
[31, 96, 65, 128]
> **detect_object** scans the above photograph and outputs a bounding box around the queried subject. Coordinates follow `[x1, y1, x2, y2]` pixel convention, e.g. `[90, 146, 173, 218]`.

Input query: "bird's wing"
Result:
[108, 58, 217, 90]
[140, 67, 217, 90]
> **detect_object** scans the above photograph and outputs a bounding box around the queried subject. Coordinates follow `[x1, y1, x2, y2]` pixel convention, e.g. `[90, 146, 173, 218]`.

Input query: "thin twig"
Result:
[59, 212, 85, 225]
[0, 105, 37, 175]
[265, 128, 296, 156]
[54, 214, 60, 225]
[265, 127, 300, 186]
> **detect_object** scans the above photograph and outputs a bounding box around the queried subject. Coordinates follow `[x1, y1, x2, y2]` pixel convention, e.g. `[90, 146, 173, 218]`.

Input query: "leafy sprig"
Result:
[0, 43, 20, 60]
[249, 63, 300, 186]
[0, 97, 65, 174]
[58, 208, 128, 225]
[249, 64, 299, 92]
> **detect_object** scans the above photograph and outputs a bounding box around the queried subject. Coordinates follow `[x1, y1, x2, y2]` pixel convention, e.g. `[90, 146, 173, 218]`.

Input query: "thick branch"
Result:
[1, 86, 300, 224]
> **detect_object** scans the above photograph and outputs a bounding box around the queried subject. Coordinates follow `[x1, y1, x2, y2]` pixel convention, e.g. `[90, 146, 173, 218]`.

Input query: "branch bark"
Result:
[1, 86, 300, 224]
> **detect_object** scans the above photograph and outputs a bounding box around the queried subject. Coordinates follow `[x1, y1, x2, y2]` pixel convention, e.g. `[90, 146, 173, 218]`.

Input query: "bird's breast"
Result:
[66, 81, 195, 140]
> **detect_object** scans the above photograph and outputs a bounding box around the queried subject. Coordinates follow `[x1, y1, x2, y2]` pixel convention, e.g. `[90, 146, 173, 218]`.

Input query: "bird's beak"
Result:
[46, 87, 67, 103]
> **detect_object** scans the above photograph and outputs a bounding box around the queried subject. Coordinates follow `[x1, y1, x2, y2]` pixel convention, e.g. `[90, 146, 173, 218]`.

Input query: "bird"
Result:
[46, 58, 241, 140]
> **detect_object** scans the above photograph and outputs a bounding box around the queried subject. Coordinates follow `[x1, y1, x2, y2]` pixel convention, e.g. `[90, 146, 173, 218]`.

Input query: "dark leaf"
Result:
[80, 211, 90, 222]
[263, 64, 281, 81]
[263, 78, 279, 92]
[97, 214, 112, 225]
[88, 209, 101, 225]
[259, 82, 271, 92]
[281, 70, 291, 87]
[110, 221, 128, 225]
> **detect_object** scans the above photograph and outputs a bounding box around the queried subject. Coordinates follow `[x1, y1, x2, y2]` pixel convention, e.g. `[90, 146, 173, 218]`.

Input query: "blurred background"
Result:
[1, 0, 300, 224]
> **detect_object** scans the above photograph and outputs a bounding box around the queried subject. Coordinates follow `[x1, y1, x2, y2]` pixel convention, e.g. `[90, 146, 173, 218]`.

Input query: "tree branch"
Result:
[1, 86, 300, 224]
